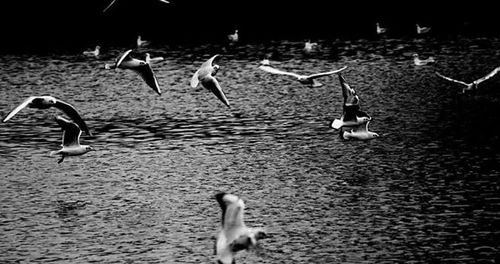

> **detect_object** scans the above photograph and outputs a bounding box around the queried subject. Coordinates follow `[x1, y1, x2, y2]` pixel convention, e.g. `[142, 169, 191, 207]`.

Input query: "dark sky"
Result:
[0, 0, 498, 52]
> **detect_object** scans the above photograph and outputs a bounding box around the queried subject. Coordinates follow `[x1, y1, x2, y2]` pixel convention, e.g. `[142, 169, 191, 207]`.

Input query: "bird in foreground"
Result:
[332, 73, 378, 140]
[258, 65, 348, 87]
[190, 55, 230, 108]
[215, 192, 268, 264]
[413, 53, 435, 66]
[136, 35, 150, 48]
[376, 23, 387, 35]
[103, 0, 170, 12]
[83, 45, 100, 57]
[416, 24, 431, 34]
[435, 66, 500, 94]
[228, 29, 239, 43]
[145, 53, 164, 64]
[2, 96, 92, 136]
[105, 49, 161, 95]
[50, 116, 95, 164]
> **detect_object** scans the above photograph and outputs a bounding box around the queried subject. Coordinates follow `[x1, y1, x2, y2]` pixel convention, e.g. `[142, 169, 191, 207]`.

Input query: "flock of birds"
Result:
[3, 4, 500, 263]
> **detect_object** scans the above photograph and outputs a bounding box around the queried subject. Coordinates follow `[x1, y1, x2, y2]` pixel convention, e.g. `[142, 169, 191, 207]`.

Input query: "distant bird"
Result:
[413, 53, 435, 66]
[83, 45, 100, 57]
[259, 59, 271, 66]
[416, 24, 431, 34]
[50, 116, 95, 164]
[332, 73, 378, 140]
[136, 35, 150, 48]
[190, 55, 230, 108]
[304, 40, 318, 53]
[103, 0, 170, 12]
[435, 66, 500, 94]
[227, 29, 239, 43]
[145, 53, 164, 64]
[258, 65, 348, 87]
[376, 23, 387, 35]
[105, 49, 161, 95]
[2, 96, 92, 136]
[215, 192, 268, 264]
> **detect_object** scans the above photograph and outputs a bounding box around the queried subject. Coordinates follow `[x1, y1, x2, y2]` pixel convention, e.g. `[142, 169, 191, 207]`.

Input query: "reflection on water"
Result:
[1, 38, 500, 263]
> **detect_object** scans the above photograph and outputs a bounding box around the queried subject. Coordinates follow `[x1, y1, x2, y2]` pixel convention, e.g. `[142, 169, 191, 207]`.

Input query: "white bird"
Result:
[190, 55, 230, 108]
[332, 73, 379, 140]
[304, 40, 318, 53]
[228, 29, 239, 43]
[416, 24, 431, 34]
[215, 192, 268, 264]
[413, 53, 435, 66]
[83, 45, 100, 57]
[50, 116, 95, 164]
[105, 49, 161, 95]
[376, 23, 387, 34]
[136, 35, 150, 48]
[435, 66, 500, 94]
[145, 53, 164, 64]
[2, 96, 92, 136]
[258, 65, 348, 87]
[103, 0, 170, 12]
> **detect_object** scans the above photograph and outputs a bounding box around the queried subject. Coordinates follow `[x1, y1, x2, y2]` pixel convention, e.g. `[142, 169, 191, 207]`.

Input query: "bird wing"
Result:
[102, 0, 118, 12]
[258, 65, 301, 78]
[116, 49, 133, 68]
[190, 69, 201, 88]
[306, 66, 348, 79]
[435, 72, 469, 86]
[132, 63, 161, 95]
[158, 0, 170, 3]
[54, 99, 91, 136]
[201, 55, 219, 69]
[475, 66, 500, 85]
[55, 116, 81, 147]
[2, 96, 36, 122]
[200, 75, 230, 107]
[338, 73, 359, 107]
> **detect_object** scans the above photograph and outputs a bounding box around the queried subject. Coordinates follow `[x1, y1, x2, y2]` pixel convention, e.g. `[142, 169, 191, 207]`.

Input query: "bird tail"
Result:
[331, 119, 342, 130]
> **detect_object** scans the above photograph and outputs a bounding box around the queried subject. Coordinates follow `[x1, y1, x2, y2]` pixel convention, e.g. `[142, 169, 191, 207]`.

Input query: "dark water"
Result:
[1, 37, 500, 263]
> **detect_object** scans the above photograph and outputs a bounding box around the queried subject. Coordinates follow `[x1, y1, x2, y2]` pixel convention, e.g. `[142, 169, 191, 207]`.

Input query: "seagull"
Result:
[376, 23, 387, 35]
[105, 49, 161, 95]
[2, 96, 92, 136]
[83, 45, 100, 57]
[332, 73, 378, 140]
[137, 35, 150, 48]
[103, 0, 170, 12]
[50, 116, 95, 164]
[190, 55, 230, 108]
[304, 40, 318, 53]
[227, 29, 239, 43]
[435, 66, 500, 94]
[258, 65, 348, 87]
[215, 192, 268, 264]
[416, 24, 431, 34]
[145, 53, 164, 64]
[413, 53, 435, 66]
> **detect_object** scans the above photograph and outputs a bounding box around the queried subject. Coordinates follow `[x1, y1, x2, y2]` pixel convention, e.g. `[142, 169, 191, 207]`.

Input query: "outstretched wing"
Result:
[435, 72, 469, 87]
[306, 66, 348, 79]
[475, 66, 500, 85]
[116, 49, 133, 68]
[201, 55, 219, 69]
[190, 69, 201, 88]
[338, 73, 359, 107]
[258, 65, 301, 78]
[103, 0, 118, 12]
[55, 116, 81, 147]
[132, 64, 161, 95]
[2, 96, 36, 122]
[54, 99, 92, 136]
[200, 75, 230, 108]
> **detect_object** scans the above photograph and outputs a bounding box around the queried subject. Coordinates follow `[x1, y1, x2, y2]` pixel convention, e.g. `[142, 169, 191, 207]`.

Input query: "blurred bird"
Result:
[416, 24, 431, 34]
[145, 53, 164, 64]
[304, 40, 318, 52]
[215, 192, 268, 264]
[376, 22, 387, 35]
[227, 29, 239, 43]
[190, 55, 230, 108]
[50, 116, 95, 164]
[103, 0, 170, 12]
[413, 53, 435, 66]
[2, 96, 92, 136]
[258, 65, 348, 87]
[136, 35, 150, 48]
[83, 45, 100, 57]
[105, 49, 161, 95]
[435, 66, 500, 94]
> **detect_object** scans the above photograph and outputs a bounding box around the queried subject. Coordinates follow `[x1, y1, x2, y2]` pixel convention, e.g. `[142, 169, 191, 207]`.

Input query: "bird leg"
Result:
[58, 155, 65, 164]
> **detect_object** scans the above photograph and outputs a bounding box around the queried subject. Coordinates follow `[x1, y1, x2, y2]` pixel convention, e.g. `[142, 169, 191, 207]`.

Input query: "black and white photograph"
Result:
[0, 0, 499, 263]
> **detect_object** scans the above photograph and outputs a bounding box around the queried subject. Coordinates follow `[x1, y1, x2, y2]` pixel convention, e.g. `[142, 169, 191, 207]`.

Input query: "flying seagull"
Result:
[105, 49, 161, 95]
[416, 24, 431, 34]
[376, 23, 387, 35]
[227, 29, 239, 43]
[145, 53, 164, 64]
[413, 53, 435, 66]
[190, 55, 230, 108]
[83, 45, 100, 57]
[303, 40, 318, 53]
[435, 66, 500, 94]
[136, 35, 150, 48]
[215, 192, 268, 264]
[258, 64, 348, 87]
[103, 0, 170, 13]
[332, 73, 379, 140]
[2, 96, 92, 136]
[50, 116, 95, 164]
